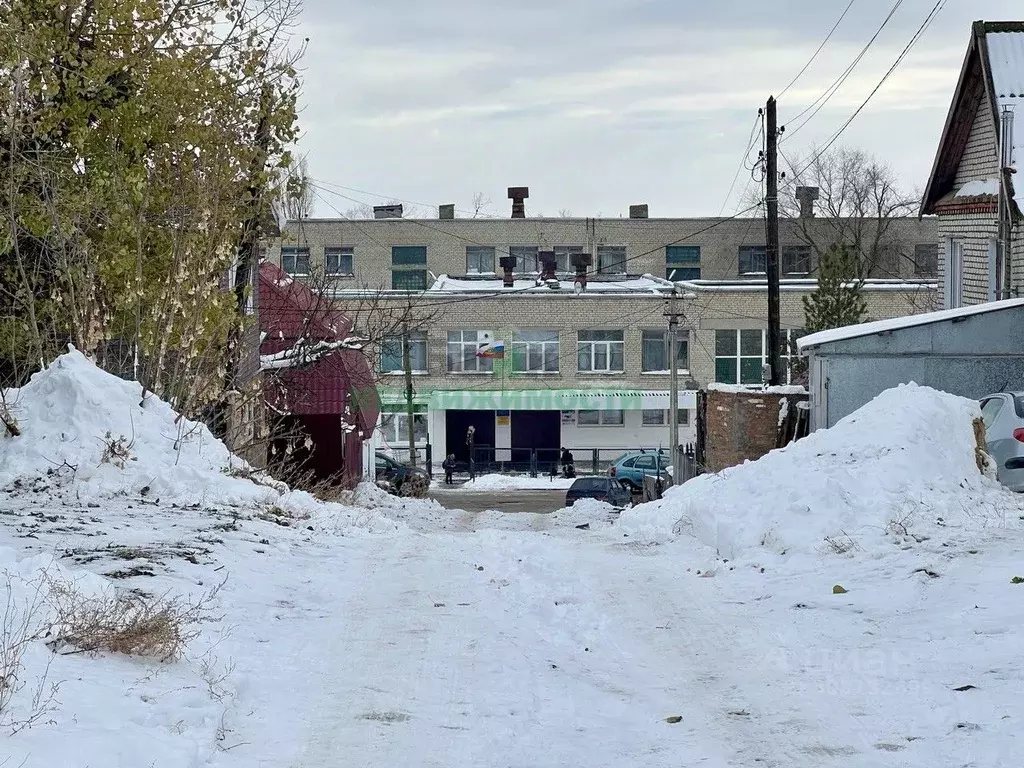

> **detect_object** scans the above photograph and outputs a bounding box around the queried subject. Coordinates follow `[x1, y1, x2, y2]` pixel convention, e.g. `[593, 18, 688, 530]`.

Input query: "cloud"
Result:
[293, 0, 1022, 217]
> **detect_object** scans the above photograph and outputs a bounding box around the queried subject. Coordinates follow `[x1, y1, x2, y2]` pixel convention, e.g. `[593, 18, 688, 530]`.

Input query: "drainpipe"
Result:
[999, 106, 1015, 298]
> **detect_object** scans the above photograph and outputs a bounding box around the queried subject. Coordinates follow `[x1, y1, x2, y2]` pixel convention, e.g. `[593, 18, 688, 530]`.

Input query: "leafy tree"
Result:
[0, 0, 302, 413]
[802, 244, 868, 334]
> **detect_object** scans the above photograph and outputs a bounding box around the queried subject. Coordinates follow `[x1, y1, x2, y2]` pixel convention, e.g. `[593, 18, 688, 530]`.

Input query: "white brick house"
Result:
[922, 21, 1024, 308]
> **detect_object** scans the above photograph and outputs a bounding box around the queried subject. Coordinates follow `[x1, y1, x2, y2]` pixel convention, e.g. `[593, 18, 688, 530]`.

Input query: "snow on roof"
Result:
[798, 297, 1024, 350]
[954, 178, 999, 198]
[706, 383, 806, 396]
[987, 31, 1024, 208]
[425, 274, 673, 295]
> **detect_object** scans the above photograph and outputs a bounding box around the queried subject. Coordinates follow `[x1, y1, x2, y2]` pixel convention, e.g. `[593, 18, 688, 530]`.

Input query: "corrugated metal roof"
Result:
[986, 30, 1024, 208]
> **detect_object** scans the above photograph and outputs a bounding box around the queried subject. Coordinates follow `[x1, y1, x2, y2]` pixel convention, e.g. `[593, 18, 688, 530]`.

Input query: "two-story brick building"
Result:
[270, 197, 937, 470]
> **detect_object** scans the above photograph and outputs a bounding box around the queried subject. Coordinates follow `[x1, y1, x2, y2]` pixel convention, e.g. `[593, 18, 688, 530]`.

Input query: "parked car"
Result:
[564, 476, 632, 508]
[608, 450, 670, 492]
[375, 454, 430, 496]
[979, 392, 1024, 492]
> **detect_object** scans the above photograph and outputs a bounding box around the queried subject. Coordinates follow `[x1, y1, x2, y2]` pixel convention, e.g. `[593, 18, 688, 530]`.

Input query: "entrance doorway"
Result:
[511, 410, 560, 471]
[445, 410, 495, 465]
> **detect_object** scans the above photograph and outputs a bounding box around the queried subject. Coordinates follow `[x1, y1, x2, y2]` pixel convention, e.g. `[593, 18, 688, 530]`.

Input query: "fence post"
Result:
[425, 443, 433, 478]
[592, 448, 599, 475]
[530, 448, 538, 477]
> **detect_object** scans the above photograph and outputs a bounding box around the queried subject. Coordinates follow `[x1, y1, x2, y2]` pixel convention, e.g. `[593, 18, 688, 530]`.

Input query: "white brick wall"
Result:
[954, 90, 999, 186]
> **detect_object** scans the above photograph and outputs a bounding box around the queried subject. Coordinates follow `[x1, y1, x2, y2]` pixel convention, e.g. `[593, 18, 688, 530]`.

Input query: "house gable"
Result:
[953, 88, 999, 188]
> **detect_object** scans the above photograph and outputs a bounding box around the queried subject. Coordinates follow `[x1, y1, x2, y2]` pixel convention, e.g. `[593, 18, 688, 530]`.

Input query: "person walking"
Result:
[442, 454, 456, 485]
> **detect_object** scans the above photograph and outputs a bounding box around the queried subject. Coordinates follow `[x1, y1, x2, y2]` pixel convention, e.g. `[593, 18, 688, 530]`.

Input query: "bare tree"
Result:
[777, 146, 925, 279]
[470, 192, 492, 218]
[272, 156, 314, 225]
[340, 199, 426, 219]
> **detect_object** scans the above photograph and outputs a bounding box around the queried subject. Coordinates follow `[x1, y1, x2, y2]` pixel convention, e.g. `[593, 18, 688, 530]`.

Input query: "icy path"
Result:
[204, 528, 835, 768]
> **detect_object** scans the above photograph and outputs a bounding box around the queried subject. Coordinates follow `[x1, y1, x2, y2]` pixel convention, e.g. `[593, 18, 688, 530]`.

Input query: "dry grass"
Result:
[46, 578, 221, 662]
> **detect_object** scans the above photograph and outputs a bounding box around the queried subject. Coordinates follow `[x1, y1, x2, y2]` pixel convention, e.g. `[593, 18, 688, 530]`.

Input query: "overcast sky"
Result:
[293, 0, 1019, 219]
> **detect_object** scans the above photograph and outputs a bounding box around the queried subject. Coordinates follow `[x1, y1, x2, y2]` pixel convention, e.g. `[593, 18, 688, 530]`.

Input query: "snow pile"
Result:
[0, 350, 280, 505]
[620, 383, 1019, 561]
[456, 473, 576, 491]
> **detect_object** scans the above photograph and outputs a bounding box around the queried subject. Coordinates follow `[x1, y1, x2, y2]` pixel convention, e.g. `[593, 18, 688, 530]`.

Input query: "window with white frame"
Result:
[466, 246, 495, 274]
[738, 245, 766, 275]
[446, 330, 494, 373]
[641, 329, 689, 372]
[945, 239, 964, 309]
[641, 409, 665, 425]
[577, 330, 624, 372]
[641, 409, 690, 426]
[380, 331, 428, 373]
[324, 246, 354, 276]
[511, 330, 559, 373]
[379, 412, 428, 444]
[782, 245, 811, 276]
[281, 246, 310, 275]
[597, 245, 627, 274]
[714, 329, 802, 384]
[554, 245, 583, 272]
[577, 409, 624, 426]
[510, 245, 538, 273]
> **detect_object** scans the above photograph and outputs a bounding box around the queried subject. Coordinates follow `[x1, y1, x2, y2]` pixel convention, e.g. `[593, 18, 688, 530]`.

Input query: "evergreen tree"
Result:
[802, 245, 868, 334]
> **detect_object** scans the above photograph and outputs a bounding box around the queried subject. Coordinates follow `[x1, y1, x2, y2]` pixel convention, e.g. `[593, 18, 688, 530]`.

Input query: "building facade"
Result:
[922, 21, 1023, 308]
[269, 203, 937, 470]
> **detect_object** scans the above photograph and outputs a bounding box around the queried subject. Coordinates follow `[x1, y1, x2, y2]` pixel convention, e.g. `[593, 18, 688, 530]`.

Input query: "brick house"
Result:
[922, 20, 1023, 308]
[268, 201, 936, 471]
[259, 262, 379, 485]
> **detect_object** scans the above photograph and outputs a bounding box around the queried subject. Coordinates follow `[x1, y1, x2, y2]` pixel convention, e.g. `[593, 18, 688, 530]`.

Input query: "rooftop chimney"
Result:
[438, 204, 455, 220]
[373, 204, 403, 219]
[1000, 106, 1015, 170]
[538, 250, 558, 282]
[794, 187, 819, 218]
[571, 252, 593, 291]
[507, 186, 529, 218]
[629, 204, 649, 219]
[499, 255, 517, 287]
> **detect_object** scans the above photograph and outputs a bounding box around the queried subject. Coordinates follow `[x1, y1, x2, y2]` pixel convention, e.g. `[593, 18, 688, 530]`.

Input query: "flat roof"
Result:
[798, 297, 1024, 350]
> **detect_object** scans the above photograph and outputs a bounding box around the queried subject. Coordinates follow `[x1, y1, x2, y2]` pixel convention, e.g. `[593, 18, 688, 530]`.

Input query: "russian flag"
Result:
[475, 340, 505, 359]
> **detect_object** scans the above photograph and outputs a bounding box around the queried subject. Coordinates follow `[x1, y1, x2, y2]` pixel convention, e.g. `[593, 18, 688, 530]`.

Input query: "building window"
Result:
[511, 330, 559, 373]
[380, 332, 428, 373]
[510, 245, 538, 273]
[714, 329, 802, 384]
[554, 245, 583, 272]
[914, 243, 938, 277]
[577, 330, 624, 372]
[446, 330, 494, 373]
[325, 246, 354, 276]
[578, 409, 624, 426]
[281, 246, 310, 275]
[597, 245, 627, 274]
[666, 246, 701, 281]
[466, 246, 495, 274]
[392, 246, 427, 291]
[642, 409, 665, 425]
[782, 245, 811, 276]
[945, 239, 964, 309]
[380, 412, 428, 445]
[641, 409, 690, 426]
[738, 245, 766, 275]
[641, 329, 689, 372]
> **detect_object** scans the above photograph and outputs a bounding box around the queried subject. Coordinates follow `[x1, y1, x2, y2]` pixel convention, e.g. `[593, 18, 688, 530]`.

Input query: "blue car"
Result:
[608, 450, 670, 492]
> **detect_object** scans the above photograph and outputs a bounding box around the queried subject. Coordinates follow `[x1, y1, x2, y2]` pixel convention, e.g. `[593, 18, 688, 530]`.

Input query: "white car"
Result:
[979, 392, 1024, 492]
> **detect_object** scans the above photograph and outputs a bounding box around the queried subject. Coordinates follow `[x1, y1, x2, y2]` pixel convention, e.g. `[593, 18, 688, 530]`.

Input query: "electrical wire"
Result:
[783, 0, 906, 140]
[777, 0, 859, 99]
[718, 112, 764, 216]
[790, 0, 947, 179]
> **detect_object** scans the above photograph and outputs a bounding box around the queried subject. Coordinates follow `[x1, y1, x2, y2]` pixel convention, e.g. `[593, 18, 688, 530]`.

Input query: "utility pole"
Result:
[402, 321, 418, 467]
[667, 288, 680, 484]
[765, 96, 782, 386]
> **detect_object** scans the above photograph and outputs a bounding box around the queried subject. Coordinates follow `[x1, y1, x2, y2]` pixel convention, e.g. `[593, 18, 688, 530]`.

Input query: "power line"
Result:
[718, 112, 764, 216]
[791, 0, 947, 179]
[783, 0, 907, 140]
[778, 0, 859, 99]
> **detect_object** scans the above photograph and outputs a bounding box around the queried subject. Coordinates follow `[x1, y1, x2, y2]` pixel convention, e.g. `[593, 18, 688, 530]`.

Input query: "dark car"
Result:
[375, 454, 429, 495]
[564, 476, 632, 508]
